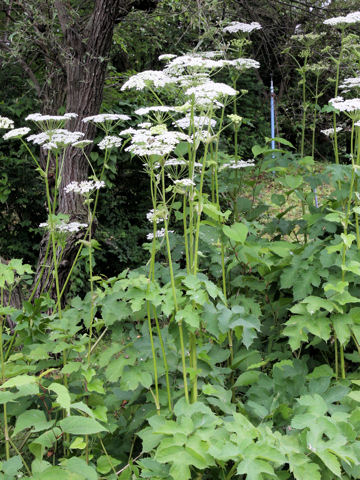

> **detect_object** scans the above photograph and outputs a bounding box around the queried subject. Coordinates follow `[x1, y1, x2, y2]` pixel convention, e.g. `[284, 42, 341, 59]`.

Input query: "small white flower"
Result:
[339, 77, 360, 90]
[320, 127, 343, 136]
[135, 105, 177, 115]
[220, 160, 255, 170]
[138, 122, 152, 129]
[173, 115, 216, 129]
[0, 116, 14, 129]
[98, 135, 122, 150]
[27, 129, 85, 149]
[39, 221, 88, 233]
[355, 121, 360, 127]
[64, 180, 105, 195]
[121, 70, 176, 91]
[324, 11, 360, 26]
[82, 113, 130, 123]
[146, 227, 173, 240]
[173, 178, 195, 187]
[3, 127, 31, 140]
[25, 113, 78, 122]
[158, 53, 177, 61]
[225, 58, 260, 70]
[329, 97, 360, 112]
[185, 81, 237, 104]
[146, 208, 169, 223]
[72, 139, 93, 148]
[223, 21, 262, 34]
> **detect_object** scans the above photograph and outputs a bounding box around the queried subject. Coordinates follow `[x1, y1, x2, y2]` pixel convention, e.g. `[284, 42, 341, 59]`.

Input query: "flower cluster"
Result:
[339, 77, 360, 91]
[164, 54, 227, 74]
[220, 160, 255, 170]
[124, 127, 190, 157]
[223, 21, 262, 34]
[173, 178, 195, 187]
[185, 81, 237, 106]
[121, 70, 176, 91]
[39, 221, 88, 233]
[98, 135, 122, 150]
[146, 208, 169, 223]
[64, 180, 105, 195]
[146, 227, 173, 240]
[26, 113, 78, 122]
[323, 11, 360, 26]
[0, 116, 14, 129]
[135, 106, 177, 116]
[154, 159, 187, 169]
[320, 127, 343, 136]
[329, 96, 360, 113]
[173, 115, 216, 130]
[82, 113, 130, 123]
[27, 129, 85, 150]
[3, 127, 31, 140]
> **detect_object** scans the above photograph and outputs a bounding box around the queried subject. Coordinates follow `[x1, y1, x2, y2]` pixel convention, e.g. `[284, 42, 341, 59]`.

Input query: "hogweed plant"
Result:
[3, 14, 360, 480]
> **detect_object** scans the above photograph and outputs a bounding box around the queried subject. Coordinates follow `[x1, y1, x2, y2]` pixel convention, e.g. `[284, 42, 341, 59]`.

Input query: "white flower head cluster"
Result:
[154, 158, 187, 169]
[3, 127, 31, 140]
[173, 115, 216, 130]
[324, 11, 360, 26]
[228, 114, 243, 125]
[27, 129, 85, 150]
[26, 113, 78, 122]
[339, 77, 360, 91]
[220, 159, 255, 170]
[138, 122, 152, 129]
[39, 221, 88, 233]
[0, 116, 14, 129]
[135, 105, 177, 116]
[329, 96, 360, 113]
[64, 180, 105, 195]
[98, 135, 122, 150]
[146, 208, 169, 223]
[226, 58, 260, 70]
[320, 127, 343, 136]
[83, 113, 130, 123]
[125, 128, 190, 157]
[355, 121, 360, 127]
[158, 54, 177, 61]
[223, 21, 262, 34]
[175, 73, 210, 89]
[147, 227, 173, 240]
[185, 81, 237, 106]
[121, 70, 176, 91]
[173, 178, 196, 187]
[164, 54, 227, 75]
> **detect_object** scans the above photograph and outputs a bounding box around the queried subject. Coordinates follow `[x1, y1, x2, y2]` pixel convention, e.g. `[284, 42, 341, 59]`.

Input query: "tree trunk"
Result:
[33, 0, 121, 301]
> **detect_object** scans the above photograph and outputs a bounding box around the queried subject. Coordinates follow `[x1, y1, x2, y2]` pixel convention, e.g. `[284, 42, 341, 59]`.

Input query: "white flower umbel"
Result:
[135, 106, 178, 115]
[185, 81, 237, 106]
[125, 128, 190, 157]
[164, 54, 227, 75]
[355, 121, 360, 127]
[324, 11, 360, 26]
[138, 122, 152, 129]
[83, 113, 130, 123]
[220, 160, 255, 170]
[27, 129, 85, 150]
[26, 113, 78, 122]
[329, 96, 360, 112]
[154, 158, 187, 169]
[173, 178, 196, 187]
[158, 53, 177, 61]
[223, 21, 262, 34]
[226, 58, 260, 70]
[64, 180, 105, 195]
[339, 77, 360, 91]
[173, 115, 216, 130]
[121, 70, 176, 91]
[147, 227, 173, 240]
[321, 127, 343, 136]
[0, 116, 14, 129]
[3, 127, 31, 140]
[98, 135, 122, 150]
[40, 221, 88, 233]
[146, 208, 169, 223]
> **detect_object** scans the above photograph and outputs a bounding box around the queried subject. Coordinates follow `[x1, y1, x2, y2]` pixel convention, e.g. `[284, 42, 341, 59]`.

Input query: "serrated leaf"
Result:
[13, 409, 54, 436]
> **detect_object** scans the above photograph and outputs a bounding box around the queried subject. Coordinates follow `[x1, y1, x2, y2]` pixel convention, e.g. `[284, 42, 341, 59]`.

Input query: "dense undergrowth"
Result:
[2, 12, 360, 480]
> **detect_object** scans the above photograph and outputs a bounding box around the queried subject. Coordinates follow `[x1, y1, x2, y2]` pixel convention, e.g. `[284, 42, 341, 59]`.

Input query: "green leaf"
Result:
[62, 458, 98, 480]
[316, 450, 341, 477]
[266, 136, 295, 148]
[59, 416, 108, 435]
[97, 455, 121, 474]
[223, 223, 248, 244]
[283, 175, 303, 189]
[234, 370, 261, 387]
[1, 456, 22, 476]
[1, 375, 36, 388]
[13, 409, 54, 436]
[49, 383, 71, 414]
